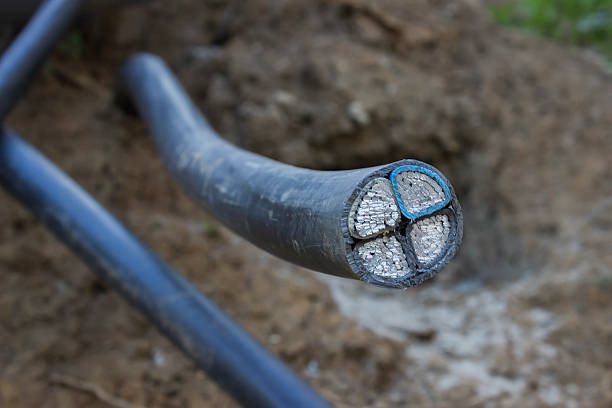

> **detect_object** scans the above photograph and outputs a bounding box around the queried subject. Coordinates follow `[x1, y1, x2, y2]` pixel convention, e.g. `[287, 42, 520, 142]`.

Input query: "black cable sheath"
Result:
[118, 53, 463, 288]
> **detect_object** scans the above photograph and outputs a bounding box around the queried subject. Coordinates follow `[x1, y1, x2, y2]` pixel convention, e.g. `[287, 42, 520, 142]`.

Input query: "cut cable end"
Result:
[347, 161, 462, 289]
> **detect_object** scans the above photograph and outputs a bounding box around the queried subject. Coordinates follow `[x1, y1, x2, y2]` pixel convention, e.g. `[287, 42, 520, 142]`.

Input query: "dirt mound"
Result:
[1, 0, 611, 407]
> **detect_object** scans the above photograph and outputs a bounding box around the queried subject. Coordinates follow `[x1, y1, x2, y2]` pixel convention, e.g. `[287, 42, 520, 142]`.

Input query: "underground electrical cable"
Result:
[119, 53, 463, 289]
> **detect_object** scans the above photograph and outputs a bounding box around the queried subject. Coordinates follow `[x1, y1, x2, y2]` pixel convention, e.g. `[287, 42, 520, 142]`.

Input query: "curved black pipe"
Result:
[118, 53, 463, 289]
[0, 128, 332, 408]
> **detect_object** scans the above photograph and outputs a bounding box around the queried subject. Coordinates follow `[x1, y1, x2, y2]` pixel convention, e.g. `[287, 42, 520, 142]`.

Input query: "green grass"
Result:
[491, 0, 612, 57]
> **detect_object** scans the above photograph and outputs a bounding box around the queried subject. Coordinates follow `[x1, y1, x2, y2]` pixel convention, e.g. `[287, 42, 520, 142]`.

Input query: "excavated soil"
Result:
[1, 0, 611, 407]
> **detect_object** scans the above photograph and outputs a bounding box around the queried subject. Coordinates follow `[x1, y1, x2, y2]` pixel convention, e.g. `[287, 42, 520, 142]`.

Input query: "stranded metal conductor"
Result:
[119, 53, 463, 289]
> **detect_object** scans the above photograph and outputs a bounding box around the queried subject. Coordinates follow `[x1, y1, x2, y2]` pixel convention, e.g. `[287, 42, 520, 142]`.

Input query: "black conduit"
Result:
[0, 0, 82, 120]
[0, 128, 332, 408]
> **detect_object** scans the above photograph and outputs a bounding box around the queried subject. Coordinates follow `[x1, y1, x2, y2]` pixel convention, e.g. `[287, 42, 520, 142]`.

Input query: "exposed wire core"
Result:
[350, 164, 460, 287]
[396, 171, 444, 212]
[355, 234, 409, 279]
[348, 178, 400, 239]
[390, 165, 451, 220]
[410, 214, 451, 265]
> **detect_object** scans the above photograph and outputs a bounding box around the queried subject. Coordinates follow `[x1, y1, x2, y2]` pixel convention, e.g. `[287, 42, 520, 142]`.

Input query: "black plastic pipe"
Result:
[118, 53, 463, 289]
[0, 0, 82, 121]
[0, 128, 332, 408]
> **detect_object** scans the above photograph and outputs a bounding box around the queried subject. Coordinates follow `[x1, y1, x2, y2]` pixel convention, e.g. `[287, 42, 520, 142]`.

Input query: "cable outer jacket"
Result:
[119, 53, 382, 279]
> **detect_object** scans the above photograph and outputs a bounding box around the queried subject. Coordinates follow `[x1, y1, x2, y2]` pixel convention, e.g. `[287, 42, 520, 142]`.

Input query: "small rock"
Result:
[273, 90, 297, 106]
[268, 333, 281, 345]
[347, 101, 370, 126]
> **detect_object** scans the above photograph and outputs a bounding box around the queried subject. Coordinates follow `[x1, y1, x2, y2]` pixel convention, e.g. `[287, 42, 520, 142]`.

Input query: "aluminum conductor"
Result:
[409, 213, 452, 265]
[348, 178, 400, 239]
[390, 165, 451, 220]
[355, 234, 410, 279]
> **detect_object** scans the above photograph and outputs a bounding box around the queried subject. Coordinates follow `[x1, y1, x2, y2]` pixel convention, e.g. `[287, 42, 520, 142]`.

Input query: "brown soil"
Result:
[1, 0, 611, 407]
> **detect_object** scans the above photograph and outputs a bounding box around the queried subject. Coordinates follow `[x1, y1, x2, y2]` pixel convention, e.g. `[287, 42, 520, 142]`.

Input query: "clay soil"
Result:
[1, 0, 611, 407]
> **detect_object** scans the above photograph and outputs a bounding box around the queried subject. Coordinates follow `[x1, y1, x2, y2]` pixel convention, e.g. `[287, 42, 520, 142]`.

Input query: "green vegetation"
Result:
[201, 219, 220, 238]
[491, 0, 612, 57]
[597, 274, 612, 288]
[43, 30, 85, 76]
